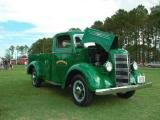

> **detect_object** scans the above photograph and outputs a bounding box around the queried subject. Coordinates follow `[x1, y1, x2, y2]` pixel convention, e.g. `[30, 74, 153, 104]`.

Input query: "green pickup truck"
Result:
[27, 28, 152, 106]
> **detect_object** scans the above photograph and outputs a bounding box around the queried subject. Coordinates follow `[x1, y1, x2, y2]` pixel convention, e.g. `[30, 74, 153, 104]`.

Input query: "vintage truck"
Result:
[27, 28, 152, 106]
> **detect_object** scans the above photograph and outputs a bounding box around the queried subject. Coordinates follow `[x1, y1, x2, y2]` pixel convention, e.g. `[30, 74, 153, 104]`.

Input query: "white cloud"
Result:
[1, 0, 159, 33]
[115, 0, 159, 11]
[0, 0, 118, 33]
[0, 0, 159, 57]
[0, 0, 117, 57]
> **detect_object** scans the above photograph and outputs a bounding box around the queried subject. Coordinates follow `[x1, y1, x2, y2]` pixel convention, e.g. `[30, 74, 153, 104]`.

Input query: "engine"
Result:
[87, 44, 108, 66]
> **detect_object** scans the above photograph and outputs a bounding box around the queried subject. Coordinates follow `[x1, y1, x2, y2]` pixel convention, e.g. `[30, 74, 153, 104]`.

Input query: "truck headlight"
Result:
[132, 61, 138, 70]
[104, 61, 112, 72]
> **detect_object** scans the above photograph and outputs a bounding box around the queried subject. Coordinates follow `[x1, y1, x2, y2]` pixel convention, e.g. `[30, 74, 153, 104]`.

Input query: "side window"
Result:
[57, 35, 71, 48]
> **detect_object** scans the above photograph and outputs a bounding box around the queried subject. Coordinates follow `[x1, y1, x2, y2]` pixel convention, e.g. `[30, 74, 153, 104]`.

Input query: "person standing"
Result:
[3, 60, 7, 70]
[10, 61, 13, 70]
[0, 63, 2, 70]
[24, 61, 27, 69]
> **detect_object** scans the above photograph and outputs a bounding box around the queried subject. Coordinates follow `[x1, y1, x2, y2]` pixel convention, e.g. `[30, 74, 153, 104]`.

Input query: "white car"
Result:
[146, 62, 160, 68]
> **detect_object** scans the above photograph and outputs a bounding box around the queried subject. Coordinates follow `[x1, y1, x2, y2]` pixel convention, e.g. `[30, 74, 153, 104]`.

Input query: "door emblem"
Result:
[56, 60, 68, 65]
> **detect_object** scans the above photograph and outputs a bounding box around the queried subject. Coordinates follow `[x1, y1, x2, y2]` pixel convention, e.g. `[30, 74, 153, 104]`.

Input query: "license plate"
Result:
[138, 76, 145, 83]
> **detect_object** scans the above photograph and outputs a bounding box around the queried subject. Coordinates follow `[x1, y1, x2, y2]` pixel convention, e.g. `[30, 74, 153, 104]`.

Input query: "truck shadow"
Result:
[41, 82, 125, 106]
[42, 82, 72, 97]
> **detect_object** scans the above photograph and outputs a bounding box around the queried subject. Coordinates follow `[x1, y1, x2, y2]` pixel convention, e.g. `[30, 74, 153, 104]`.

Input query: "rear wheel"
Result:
[72, 74, 93, 106]
[31, 68, 41, 87]
[117, 90, 135, 99]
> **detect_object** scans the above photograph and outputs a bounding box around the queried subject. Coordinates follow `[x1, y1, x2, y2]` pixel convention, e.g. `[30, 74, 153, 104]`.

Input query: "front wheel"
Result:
[117, 90, 135, 99]
[72, 74, 93, 106]
[31, 68, 41, 87]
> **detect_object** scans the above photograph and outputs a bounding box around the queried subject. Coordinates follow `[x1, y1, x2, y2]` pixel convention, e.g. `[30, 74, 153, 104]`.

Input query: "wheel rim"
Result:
[73, 80, 85, 103]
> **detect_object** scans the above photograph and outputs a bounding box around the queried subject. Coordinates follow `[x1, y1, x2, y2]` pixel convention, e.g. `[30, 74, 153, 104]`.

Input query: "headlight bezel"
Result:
[104, 61, 113, 72]
[132, 61, 138, 70]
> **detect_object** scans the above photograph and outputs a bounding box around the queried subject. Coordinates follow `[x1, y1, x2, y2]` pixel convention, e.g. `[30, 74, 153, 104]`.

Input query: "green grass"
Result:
[0, 66, 160, 120]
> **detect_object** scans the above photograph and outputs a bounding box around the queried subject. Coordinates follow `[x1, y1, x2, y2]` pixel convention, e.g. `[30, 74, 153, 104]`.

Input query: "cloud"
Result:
[115, 0, 159, 11]
[0, 0, 118, 57]
[0, 0, 159, 57]
[0, 0, 118, 33]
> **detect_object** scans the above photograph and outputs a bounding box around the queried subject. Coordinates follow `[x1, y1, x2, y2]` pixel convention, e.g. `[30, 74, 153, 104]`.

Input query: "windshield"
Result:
[73, 34, 96, 48]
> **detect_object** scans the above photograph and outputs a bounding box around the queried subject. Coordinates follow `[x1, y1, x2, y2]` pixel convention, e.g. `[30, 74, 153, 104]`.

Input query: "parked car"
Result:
[27, 28, 152, 106]
[146, 62, 160, 68]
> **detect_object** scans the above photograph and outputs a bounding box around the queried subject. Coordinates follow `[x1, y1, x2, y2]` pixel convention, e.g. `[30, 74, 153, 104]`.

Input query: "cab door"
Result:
[51, 34, 74, 84]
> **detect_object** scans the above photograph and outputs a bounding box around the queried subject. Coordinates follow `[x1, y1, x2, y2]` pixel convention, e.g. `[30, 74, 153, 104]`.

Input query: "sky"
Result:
[0, 0, 159, 57]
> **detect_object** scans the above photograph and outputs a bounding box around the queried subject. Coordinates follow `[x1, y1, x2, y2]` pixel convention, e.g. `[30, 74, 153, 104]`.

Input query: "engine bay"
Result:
[87, 44, 108, 66]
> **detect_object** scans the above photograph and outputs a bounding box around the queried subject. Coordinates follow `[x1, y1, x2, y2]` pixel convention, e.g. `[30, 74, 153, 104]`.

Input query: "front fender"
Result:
[131, 70, 145, 84]
[27, 61, 45, 78]
[63, 63, 112, 91]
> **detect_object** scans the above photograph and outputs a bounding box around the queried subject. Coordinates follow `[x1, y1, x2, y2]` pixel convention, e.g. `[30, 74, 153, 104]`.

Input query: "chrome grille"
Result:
[115, 54, 129, 86]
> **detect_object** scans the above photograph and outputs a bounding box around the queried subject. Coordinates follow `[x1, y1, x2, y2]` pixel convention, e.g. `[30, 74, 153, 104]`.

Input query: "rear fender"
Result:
[27, 61, 45, 78]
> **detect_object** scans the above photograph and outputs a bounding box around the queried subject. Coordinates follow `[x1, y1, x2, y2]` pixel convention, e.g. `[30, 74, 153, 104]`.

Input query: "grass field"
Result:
[0, 65, 160, 120]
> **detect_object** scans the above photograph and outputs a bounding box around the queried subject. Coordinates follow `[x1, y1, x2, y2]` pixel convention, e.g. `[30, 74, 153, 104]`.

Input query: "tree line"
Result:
[91, 5, 160, 63]
[28, 38, 52, 54]
[5, 45, 29, 59]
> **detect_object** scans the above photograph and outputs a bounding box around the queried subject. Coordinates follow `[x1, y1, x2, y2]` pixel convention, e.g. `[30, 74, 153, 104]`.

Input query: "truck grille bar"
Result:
[115, 54, 129, 86]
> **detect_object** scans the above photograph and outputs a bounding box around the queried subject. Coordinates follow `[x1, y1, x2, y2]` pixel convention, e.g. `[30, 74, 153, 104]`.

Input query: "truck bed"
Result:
[28, 53, 53, 80]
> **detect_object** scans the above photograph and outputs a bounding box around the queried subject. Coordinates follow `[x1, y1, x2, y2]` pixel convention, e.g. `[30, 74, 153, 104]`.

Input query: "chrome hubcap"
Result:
[73, 80, 85, 103]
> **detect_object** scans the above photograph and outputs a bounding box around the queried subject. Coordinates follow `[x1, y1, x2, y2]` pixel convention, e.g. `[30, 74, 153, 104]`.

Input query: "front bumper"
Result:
[95, 82, 152, 95]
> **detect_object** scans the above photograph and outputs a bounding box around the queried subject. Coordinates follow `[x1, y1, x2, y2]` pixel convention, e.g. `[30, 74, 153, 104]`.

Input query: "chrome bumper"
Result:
[95, 82, 152, 95]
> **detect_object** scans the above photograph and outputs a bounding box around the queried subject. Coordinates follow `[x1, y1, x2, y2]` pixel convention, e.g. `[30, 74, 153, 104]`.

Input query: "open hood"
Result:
[82, 28, 118, 52]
